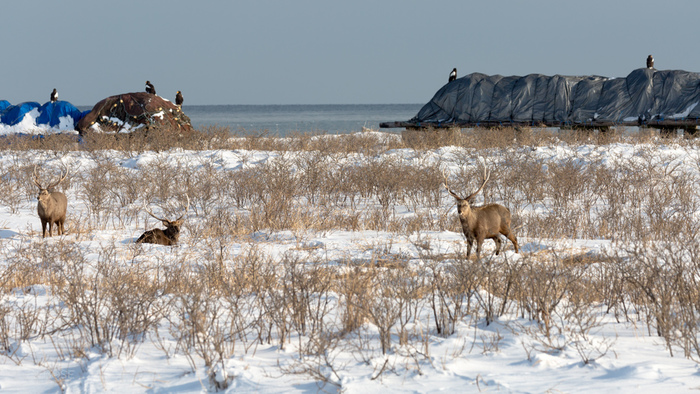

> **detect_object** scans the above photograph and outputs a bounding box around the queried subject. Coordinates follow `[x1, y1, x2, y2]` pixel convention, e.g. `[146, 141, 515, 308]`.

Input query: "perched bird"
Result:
[175, 91, 183, 106]
[145, 80, 156, 95]
[647, 55, 654, 69]
[449, 68, 457, 82]
[50, 88, 58, 103]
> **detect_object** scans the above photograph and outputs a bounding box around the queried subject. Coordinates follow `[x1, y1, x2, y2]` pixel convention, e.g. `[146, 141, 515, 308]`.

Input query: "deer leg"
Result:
[505, 232, 519, 253]
[57, 219, 64, 235]
[492, 236, 503, 255]
[475, 234, 486, 260]
[462, 232, 474, 258]
[41, 220, 48, 238]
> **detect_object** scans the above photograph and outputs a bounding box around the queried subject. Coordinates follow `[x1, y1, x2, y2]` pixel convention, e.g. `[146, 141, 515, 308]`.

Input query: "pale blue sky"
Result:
[2, 0, 698, 105]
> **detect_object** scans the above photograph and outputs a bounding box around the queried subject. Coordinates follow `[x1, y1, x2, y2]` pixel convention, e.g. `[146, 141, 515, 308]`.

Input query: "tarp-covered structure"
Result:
[0, 101, 86, 129]
[381, 68, 700, 130]
[36, 101, 86, 127]
[76, 92, 192, 136]
[1, 102, 41, 126]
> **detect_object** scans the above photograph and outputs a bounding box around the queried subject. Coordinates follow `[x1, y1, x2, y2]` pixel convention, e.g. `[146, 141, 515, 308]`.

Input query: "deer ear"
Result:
[162, 220, 170, 227]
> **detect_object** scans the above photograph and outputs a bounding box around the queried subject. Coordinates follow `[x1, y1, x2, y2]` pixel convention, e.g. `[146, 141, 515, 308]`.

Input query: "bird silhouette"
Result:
[145, 81, 156, 95]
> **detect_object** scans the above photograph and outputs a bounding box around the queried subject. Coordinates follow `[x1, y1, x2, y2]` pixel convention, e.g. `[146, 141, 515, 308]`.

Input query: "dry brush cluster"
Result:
[0, 127, 699, 388]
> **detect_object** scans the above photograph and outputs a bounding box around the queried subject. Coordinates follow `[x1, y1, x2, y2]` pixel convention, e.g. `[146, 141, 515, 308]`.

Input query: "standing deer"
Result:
[33, 165, 68, 238]
[136, 195, 190, 245]
[443, 166, 519, 259]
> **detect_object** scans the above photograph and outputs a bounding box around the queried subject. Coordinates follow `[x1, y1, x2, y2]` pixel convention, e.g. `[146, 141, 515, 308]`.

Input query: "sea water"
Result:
[181, 104, 421, 136]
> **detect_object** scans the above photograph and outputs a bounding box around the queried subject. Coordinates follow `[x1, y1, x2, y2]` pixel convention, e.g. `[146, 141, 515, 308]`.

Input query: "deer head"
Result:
[34, 164, 68, 200]
[443, 165, 490, 209]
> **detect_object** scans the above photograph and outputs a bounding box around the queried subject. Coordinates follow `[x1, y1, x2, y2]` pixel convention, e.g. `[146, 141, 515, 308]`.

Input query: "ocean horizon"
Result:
[65, 103, 420, 137]
[177, 104, 422, 136]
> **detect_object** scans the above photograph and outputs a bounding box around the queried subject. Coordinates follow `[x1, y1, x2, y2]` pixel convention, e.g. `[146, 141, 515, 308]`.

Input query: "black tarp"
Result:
[406, 68, 700, 127]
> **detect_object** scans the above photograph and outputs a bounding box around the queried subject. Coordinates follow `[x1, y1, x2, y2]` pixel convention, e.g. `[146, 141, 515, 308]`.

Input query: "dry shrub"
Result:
[402, 127, 550, 151]
[0, 240, 82, 293]
[192, 207, 249, 247]
[280, 255, 336, 337]
[402, 128, 461, 150]
[194, 125, 239, 150]
[335, 265, 375, 335]
[79, 159, 117, 225]
[1, 123, 700, 374]
[167, 271, 232, 367]
[614, 238, 700, 358]
[0, 134, 81, 154]
[138, 157, 187, 205]
[245, 156, 300, 231]
[77, 126, 241, 154]
[0, 162, 28, 214]
[52, 243, 166, 358]
[79, 132, 132, 153]
[513, 251, 589, 336]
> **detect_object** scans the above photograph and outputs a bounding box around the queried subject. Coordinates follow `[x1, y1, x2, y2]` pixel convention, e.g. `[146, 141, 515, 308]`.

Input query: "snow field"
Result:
[0, 130, 698, 392]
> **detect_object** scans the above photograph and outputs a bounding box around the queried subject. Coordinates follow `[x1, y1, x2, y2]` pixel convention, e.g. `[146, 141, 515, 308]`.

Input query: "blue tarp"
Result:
[0, 100, 85, 128]
[0, 102, 41, 126]
[36, 101, 85, 127]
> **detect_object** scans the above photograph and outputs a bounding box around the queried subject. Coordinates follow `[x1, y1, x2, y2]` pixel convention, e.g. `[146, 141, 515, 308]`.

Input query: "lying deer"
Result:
[443, 166, 519, 259]
[33, 165, 68, 238]
[136, 195, 190, 246]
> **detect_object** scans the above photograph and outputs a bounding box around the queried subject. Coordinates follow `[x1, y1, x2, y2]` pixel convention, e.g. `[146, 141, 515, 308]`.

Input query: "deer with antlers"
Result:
[136, 195, 190, 245]
[33, 164, 68, 238]
[443, 165, 519, 259]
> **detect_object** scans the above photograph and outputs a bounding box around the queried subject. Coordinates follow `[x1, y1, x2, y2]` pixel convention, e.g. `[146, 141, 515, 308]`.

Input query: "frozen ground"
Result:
[0, 132, 698, 392]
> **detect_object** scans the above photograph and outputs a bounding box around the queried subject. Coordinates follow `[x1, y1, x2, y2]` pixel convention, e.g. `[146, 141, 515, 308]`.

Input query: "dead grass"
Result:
[1, 125, 700, 375]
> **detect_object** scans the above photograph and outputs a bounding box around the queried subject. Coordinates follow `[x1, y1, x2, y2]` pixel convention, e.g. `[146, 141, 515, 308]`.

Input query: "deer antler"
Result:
[442, 168, 464, 200]
[465, 165, 490, 202]
[144, 194, 190, 222]
[47, 162, 68, 190]
[33, 166, 44, 189]
[175, 194, 190, 221]
[144, 205, 168, 222]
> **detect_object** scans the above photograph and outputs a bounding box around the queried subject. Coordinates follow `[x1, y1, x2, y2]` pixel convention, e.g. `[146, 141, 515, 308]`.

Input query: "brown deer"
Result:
[443, 166, 519, 259]
[136, 195, 190, 246]
[33, 165, 68, 238]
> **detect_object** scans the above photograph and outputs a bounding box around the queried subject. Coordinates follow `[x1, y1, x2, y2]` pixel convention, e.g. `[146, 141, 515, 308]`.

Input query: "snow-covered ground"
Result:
[0, 131, 699, 392]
